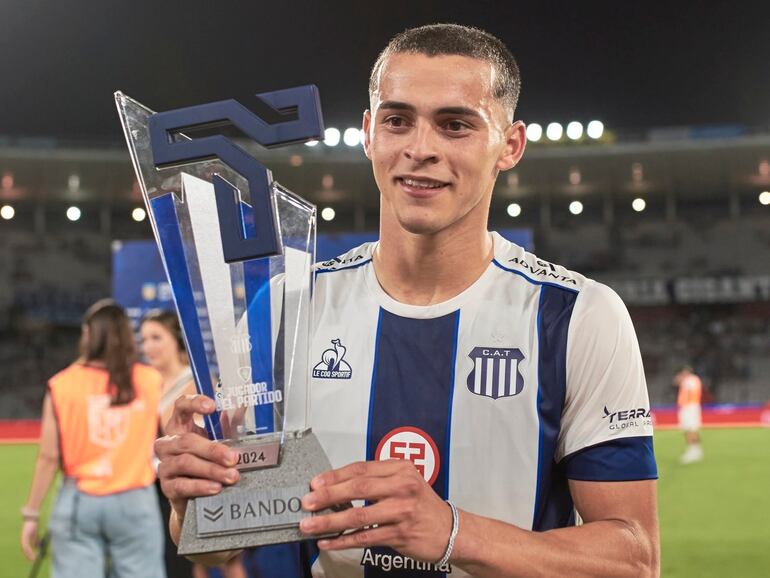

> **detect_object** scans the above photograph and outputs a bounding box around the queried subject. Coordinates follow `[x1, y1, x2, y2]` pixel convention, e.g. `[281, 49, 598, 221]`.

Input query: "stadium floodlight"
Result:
[324, 128, 341, 147]
[546, 122, 563, 141]
[506, 203, 522, 218]
[632, 198, 647, 212]
[760, 191, 770, 206]
[566, 121, 583, 140]
[343, 127, 361, 147]
[132, 207, 146, 222]
[0, 204, 14, 220]
[305, 139, 319, 147]
[569, 200, 584, 215]
[68, 173, 80, 192]
[66, 206, 81, 221]
[526, 123, 543, 142]
[586, 120, 604, 139]
[321, 207, 336, 221]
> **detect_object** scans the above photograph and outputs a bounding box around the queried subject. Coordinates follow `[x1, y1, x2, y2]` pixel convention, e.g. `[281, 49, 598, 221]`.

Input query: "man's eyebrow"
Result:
[378, 101, 416, 112]
[435, 106, 482, 119]
[377, 102, 482, 119]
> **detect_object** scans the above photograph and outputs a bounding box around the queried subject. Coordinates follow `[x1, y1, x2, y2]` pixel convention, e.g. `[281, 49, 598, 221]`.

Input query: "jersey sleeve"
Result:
[557, 280, 657, 481]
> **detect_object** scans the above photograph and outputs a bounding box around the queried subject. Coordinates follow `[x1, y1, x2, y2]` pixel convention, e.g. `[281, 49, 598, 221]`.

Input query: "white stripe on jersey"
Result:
[310, 232, 654, 578]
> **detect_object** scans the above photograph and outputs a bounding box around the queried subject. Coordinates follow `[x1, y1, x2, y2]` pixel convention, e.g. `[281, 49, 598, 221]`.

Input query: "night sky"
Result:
[1, 0, 769, 140]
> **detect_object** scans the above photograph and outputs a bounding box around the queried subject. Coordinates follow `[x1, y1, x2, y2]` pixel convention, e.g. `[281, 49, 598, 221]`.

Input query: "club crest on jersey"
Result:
[312, 338, 352, 379]
[467, 347, 525, 399]
[375, 426, 440, 486]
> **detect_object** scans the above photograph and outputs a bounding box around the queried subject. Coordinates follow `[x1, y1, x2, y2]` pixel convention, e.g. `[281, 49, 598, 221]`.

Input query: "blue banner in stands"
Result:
[112, 228, 533, 325]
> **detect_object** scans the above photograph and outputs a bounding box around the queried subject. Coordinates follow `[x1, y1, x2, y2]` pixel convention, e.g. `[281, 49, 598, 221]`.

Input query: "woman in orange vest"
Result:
[21, 299, 165, 578]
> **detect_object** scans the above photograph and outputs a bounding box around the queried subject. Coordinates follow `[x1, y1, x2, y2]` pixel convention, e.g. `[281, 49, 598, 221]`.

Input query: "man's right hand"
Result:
[155, 395, 241, 527]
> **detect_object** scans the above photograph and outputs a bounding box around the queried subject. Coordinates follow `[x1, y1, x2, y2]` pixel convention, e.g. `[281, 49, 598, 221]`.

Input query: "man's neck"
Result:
[373, 224, 494, 306]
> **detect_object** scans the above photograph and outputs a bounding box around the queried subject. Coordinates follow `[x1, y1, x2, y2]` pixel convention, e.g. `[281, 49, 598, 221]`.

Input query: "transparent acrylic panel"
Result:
[115, 92, 314, 444]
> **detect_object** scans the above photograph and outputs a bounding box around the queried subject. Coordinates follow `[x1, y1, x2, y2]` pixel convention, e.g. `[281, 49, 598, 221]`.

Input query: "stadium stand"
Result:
[1, 129, 769, 417]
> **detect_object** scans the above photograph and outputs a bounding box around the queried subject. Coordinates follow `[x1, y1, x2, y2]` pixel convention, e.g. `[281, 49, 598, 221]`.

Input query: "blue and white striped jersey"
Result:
[304, 231, 657, 578]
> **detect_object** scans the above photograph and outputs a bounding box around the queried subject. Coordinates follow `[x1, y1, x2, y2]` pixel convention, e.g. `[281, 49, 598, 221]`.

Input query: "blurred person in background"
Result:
[141, 310, 196, 434]
[674, 366, 704, 464]
[141, 310, 246, 578]
[20, 299, 165, 578]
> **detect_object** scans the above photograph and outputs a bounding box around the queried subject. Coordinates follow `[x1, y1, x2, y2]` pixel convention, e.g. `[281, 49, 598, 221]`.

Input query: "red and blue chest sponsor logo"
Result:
[374, 426, 440, 486]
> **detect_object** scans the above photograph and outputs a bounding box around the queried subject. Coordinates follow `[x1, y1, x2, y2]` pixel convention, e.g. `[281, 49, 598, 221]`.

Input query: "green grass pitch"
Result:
[1, 428, 768, 577]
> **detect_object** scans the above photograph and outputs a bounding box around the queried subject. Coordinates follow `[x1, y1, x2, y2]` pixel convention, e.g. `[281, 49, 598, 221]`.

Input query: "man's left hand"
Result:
[300, 459, 453, 563]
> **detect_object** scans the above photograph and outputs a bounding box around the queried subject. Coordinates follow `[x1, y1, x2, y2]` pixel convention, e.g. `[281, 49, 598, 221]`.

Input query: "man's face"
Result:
[363, 52, 525, 236]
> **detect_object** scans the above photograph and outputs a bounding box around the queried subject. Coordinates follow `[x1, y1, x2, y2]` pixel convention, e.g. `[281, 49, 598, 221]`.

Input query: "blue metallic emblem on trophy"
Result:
[115, 87, 336, 553]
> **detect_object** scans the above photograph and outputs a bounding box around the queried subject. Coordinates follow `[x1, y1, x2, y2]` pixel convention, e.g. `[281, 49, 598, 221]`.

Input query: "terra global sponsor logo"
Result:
[603, 405, 652, 430]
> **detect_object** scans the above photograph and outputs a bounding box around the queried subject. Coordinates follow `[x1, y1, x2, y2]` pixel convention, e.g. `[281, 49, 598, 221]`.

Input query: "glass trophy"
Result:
[115, 89, 336, 554]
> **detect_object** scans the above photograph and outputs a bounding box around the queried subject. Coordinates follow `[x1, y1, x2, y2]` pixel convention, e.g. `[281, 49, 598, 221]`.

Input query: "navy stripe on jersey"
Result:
[240, 543, 316, 578]
[565, 437, 658, 481]
[533, 284, 578, 531]
[365, 308, 460, 578]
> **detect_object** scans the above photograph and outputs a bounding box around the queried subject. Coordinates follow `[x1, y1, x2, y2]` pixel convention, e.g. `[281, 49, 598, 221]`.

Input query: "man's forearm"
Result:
[452, 510, 658, 578]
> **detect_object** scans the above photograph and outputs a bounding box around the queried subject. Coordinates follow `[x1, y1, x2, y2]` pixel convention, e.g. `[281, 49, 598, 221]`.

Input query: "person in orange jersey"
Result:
[674, 366, 704, 464]
[21, 299, 165, 578]
[141, 309, 245, 578]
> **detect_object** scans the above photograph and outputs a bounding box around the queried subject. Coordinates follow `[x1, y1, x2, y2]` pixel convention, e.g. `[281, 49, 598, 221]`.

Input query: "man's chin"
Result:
[395, 216, 447, 236]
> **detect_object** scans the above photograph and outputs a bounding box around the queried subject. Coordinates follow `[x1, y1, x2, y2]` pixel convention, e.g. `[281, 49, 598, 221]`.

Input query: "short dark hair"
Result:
[369, 23, 521, 119]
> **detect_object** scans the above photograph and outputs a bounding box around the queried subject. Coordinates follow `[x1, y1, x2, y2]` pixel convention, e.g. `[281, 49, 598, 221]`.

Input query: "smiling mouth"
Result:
[396, 177, 450, 191]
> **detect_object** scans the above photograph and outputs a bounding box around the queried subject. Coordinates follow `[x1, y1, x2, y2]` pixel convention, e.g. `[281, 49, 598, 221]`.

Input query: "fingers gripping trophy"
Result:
[115, 87, 337, 554]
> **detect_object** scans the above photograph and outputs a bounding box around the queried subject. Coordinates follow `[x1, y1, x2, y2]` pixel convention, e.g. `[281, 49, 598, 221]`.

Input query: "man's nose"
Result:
[403, 122, 439, 164]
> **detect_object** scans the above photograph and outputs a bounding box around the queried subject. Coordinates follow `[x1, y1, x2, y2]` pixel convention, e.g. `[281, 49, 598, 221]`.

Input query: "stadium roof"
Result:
[0, 2, 769, 139]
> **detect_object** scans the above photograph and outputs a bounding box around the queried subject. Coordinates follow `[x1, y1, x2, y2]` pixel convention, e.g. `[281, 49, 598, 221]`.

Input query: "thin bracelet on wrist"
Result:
[21, 506, 40, 521]
[436, 501, 459, 567]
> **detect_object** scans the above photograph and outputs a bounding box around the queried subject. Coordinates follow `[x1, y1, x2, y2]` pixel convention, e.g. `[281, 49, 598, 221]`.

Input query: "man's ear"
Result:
[497, 120, 527, 171]
[362, 110, 372, 160]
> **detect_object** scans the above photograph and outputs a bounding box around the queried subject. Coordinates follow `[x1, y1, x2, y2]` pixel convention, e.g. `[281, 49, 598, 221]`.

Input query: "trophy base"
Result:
[178, 430, 337, 555]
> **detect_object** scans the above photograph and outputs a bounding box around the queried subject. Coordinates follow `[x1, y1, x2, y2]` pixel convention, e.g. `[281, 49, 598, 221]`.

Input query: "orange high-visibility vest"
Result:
[48, 363, 161, 495]
[677, 374, 702, 407]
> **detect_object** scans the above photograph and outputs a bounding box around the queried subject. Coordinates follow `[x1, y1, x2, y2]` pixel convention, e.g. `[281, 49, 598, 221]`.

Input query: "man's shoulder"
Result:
[314, 242, 375, 275]
[492, 234, 634, 327]
[492, 233, 588, 292]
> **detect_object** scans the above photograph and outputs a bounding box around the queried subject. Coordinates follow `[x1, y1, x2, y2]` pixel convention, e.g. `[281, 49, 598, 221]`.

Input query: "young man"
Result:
[674, 366, 704, 464]
[156, 24, 660, 577]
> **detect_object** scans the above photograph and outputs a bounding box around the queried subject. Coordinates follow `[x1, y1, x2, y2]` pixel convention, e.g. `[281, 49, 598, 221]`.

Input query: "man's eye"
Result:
[384, 116, 407, 128]
[445, 120, 468, 132]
